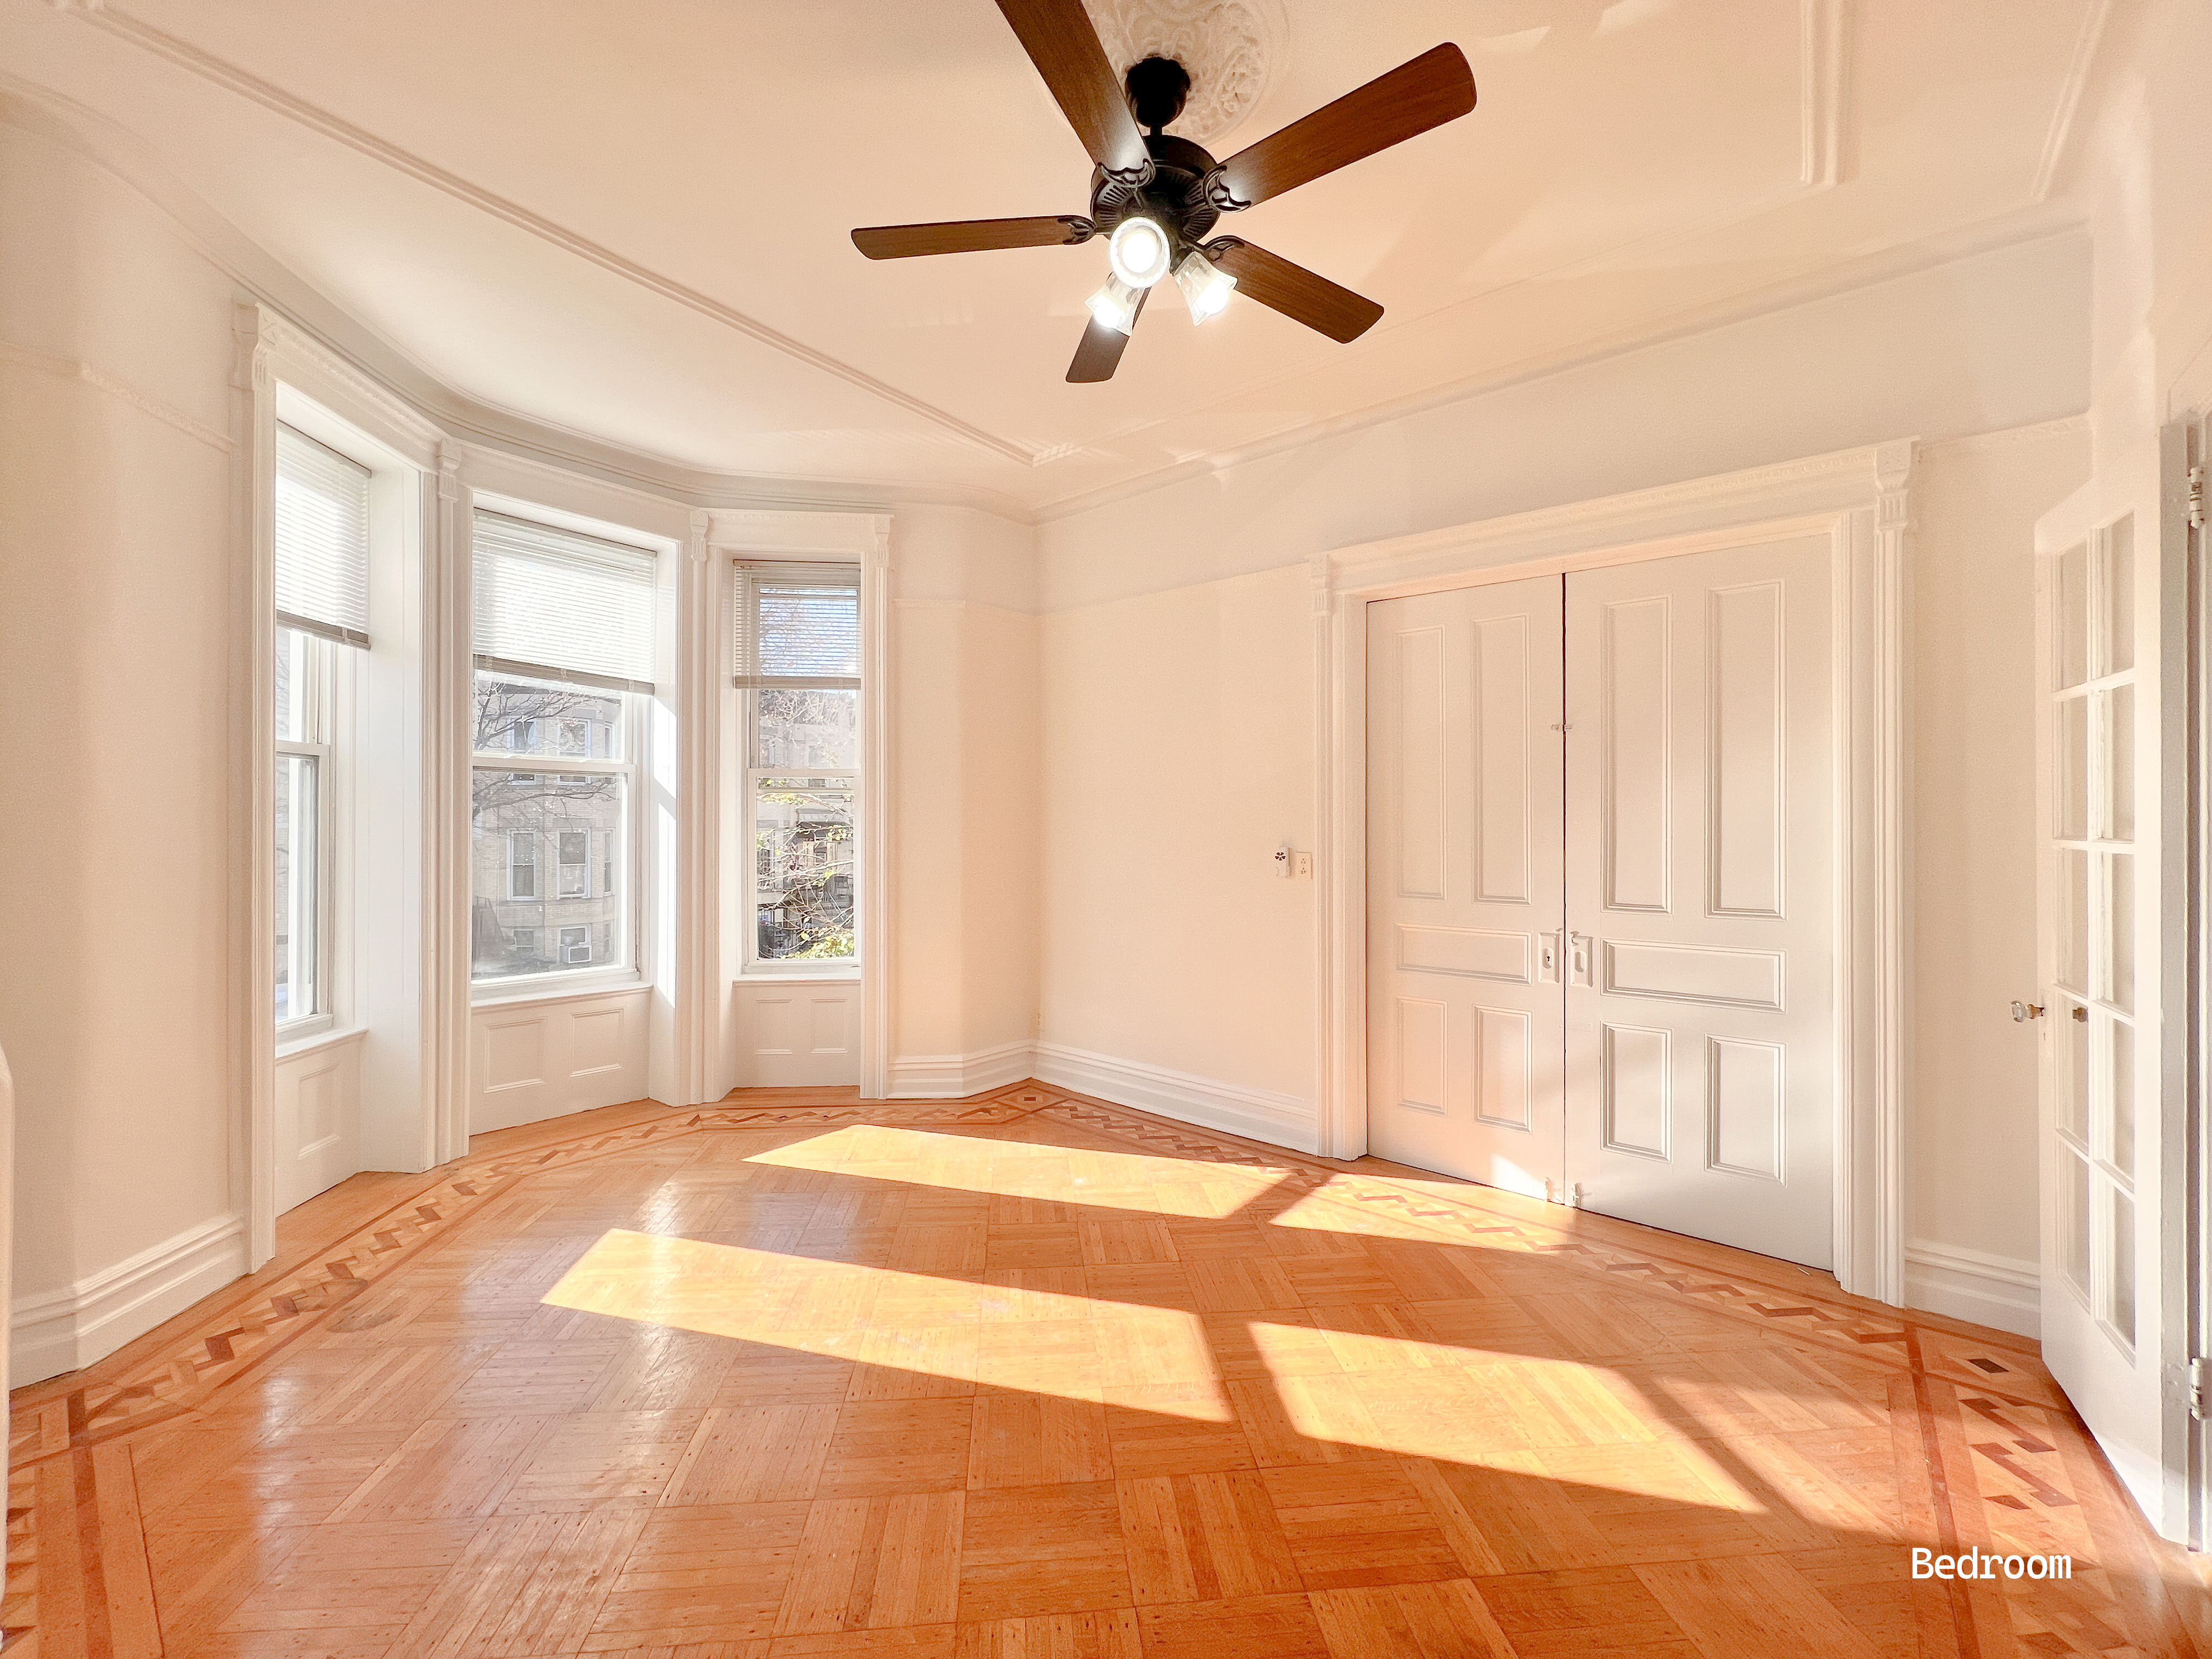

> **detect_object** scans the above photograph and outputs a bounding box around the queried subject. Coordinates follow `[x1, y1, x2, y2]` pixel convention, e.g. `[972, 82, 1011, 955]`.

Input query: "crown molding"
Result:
[2032, 0, 2114, 201]
[43, 1, 1035, 467]
[0, 79, 1042, 526]
[0, 16, 2093, 531]
[1917, 413, 2091, 460]
[1032, 210, 2086, 524]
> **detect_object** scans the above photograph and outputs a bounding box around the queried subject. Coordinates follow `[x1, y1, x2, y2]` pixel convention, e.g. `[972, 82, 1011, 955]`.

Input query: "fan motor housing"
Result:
[1090, 132, 1221, 259]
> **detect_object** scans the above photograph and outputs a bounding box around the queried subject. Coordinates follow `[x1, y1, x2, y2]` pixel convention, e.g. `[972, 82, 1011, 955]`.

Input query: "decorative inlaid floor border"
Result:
[0, 1081, 2143, 1658]
[1022, 1092, 2059, 1413]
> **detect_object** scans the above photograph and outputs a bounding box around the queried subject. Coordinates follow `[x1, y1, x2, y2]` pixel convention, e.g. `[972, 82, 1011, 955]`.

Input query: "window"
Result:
[470, 510, 656, 984]
[735, 563, 860, 966]
[507, 830, 538, 900]
[273, 425, 370, 1030]
[557, 831, 589, 899]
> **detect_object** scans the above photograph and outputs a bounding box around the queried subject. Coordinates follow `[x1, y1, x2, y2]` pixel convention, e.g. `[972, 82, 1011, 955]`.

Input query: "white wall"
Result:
[1903, 420, 2090, 1333]
[1035, 232, 2094, 1295]
[0, 118, 250, 1379]
[887, 506, 1042, 1095]
[1038, 566, 1318, 1143]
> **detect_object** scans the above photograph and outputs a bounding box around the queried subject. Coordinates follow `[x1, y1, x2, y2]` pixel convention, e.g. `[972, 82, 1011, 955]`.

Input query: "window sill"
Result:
[472, 972, 649, 1010]
[277, 1024, 365, 1062]
[738, 966, 861, 984]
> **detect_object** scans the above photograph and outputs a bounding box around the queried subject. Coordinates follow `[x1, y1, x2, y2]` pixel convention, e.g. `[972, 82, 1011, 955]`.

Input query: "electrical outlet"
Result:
[1292, 851, 1313, 879]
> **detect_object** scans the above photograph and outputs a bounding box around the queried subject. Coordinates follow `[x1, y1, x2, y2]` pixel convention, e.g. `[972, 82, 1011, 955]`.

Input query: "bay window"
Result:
[734, 562, 860, 967]
[470, 510, 656, 985]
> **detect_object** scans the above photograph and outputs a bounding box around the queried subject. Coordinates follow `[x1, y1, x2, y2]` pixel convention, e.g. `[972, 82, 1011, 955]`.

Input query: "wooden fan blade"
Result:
[1066, 287, 1147, 382]
[852, 217, 1090, 259]
[1207, 239, 1382, 342]
[995, 0, 1152, 177]
[1214, 43, 1475, 209]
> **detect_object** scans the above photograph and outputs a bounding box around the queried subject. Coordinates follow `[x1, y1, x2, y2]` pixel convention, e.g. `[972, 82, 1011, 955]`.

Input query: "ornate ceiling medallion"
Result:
[1084, 0, 1287, 148]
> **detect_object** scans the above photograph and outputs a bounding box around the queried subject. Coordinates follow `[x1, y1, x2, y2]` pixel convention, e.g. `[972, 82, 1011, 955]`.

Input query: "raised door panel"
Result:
[1709, 582, 1785, 917]
[1600, 597, 1672, 913]
[1396, 627, 1448, 900]
[1473, 615, 1534, 904]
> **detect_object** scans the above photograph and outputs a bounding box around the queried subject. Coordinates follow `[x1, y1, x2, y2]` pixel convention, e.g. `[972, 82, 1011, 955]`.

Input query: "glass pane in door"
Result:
[2057, 543, 2090, 687]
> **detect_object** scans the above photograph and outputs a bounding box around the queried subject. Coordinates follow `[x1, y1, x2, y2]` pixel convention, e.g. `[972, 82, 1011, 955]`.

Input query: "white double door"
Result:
[1367, 538, 1835, 1267]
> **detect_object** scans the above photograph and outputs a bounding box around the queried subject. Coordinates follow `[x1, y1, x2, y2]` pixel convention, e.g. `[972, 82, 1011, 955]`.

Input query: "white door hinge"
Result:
[2190, 464, 2205, 532]
[2192, 1358, 2210, 1421]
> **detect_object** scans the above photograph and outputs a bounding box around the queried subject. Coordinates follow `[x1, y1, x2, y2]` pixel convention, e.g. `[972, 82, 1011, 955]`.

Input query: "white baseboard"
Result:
[1030, 1042, 1319, 1154]
[12, 1212, 248, 1385]
[1904, 1238, 2040, 1339]
[886, 1040, 1035, 1100]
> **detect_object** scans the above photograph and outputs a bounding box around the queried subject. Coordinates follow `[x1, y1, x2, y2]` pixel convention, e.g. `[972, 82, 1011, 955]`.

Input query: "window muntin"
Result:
[735, 562, 861, 969]
[470, 667, 639, 985]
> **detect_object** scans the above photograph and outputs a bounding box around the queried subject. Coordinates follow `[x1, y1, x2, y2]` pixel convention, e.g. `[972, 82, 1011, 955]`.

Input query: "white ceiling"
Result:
[0, 0, 2105, 513]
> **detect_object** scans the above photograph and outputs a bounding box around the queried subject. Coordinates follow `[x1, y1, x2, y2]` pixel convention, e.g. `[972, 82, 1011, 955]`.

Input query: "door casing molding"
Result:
[1313, 440, 1914, 1305]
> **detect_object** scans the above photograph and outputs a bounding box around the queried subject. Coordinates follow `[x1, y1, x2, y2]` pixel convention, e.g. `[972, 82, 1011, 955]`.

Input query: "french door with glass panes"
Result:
[2034, 450, 2172, 1534]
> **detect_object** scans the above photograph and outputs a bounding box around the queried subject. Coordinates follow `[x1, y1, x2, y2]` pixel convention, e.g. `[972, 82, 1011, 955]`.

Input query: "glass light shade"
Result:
[1173, 250, 1238, 324]
[1085, 274, 1143, 336]
[1107, 217, 1172, 289]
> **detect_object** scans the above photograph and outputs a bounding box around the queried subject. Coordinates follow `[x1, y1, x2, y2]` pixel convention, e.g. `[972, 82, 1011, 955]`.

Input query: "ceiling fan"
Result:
[850, 0, 1477, 382]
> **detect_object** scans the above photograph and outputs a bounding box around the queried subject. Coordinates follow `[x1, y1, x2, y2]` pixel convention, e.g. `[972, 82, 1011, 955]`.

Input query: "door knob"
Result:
[2010, 1000, 2045, 1022]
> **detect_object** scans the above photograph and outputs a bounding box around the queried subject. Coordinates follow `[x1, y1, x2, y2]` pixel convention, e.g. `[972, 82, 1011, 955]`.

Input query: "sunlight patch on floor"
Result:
[1265, 1174, 1513, 1243]
[743, 1124, 1294, 1218]
[1248, 1320, 1763, 1510]
[543, 1228, 1232, 1417]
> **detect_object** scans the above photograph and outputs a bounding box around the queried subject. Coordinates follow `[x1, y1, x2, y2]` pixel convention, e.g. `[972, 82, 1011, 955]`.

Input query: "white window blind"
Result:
[733, 562, 861, 687]
[275, 424, 371, 647]
[473, 511, 658, 693]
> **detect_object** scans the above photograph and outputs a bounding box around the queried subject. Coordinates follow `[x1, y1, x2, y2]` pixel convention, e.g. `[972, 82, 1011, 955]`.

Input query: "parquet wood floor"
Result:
[8, 1081, 2208, 1658]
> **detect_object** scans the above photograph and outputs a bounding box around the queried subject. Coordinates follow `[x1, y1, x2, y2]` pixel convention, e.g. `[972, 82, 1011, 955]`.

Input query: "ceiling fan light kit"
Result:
[850, 0, 1477, 382]
[1106, 215, 1173, 288]
[1086, 273, 1146, 336]
[1172, 249, 1236, 324]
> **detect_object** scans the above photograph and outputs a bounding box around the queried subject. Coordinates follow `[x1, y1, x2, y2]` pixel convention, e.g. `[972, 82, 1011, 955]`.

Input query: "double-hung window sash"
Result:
[275, 424, 372, 648]
[473, 511, 658, 692]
